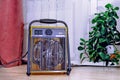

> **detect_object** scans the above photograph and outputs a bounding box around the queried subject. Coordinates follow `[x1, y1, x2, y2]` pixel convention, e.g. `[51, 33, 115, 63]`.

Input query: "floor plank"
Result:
[0, 65, 120, 80]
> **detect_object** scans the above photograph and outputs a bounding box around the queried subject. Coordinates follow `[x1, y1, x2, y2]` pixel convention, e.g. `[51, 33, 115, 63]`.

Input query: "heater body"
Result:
[27, 19, 71, 76]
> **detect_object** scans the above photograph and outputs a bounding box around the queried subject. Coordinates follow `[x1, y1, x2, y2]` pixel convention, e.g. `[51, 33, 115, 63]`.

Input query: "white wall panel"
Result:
[23, 0, 113, 65]
[71, 0, 91, 65]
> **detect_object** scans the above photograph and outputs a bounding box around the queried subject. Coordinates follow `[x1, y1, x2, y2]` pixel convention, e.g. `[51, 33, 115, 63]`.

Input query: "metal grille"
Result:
[32, 38, 65, 70]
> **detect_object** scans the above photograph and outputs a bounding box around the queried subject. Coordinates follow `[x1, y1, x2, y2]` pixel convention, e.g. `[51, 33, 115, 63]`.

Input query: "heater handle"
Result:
[39, 19, 68, 28]
[40, 19, 57, 24]
[29, 19, 68, 28]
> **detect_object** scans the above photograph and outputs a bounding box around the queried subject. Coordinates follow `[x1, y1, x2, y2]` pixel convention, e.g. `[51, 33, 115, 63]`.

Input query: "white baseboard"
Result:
[71, 60, 120, 67]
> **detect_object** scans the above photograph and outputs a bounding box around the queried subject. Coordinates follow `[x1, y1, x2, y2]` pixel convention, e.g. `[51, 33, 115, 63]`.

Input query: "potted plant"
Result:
[78, 3, 120, 66]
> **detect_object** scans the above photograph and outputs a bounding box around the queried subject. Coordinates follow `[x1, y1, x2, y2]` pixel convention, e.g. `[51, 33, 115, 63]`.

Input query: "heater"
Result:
[26, 19, 71, 76]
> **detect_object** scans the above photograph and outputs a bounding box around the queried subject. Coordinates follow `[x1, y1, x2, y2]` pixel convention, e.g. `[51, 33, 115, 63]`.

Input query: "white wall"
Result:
[22, 0, 120, 65]
[22, 0, 90, 64]
[72, 0, 90, 64]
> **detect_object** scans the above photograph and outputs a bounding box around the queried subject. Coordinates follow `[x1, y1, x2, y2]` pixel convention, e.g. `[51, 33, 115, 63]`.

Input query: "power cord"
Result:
[0, 51, 28, 67]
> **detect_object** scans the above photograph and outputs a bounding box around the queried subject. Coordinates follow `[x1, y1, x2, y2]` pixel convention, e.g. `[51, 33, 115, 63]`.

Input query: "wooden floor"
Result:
[0, 65, 120, 80]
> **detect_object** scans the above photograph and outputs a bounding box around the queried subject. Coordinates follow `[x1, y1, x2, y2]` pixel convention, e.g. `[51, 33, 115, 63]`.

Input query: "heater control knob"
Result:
[45, 29, 53, 35]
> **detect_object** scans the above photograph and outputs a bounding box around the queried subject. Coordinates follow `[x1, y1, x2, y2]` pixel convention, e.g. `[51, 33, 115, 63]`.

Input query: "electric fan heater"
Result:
[27, 19, 71, 76]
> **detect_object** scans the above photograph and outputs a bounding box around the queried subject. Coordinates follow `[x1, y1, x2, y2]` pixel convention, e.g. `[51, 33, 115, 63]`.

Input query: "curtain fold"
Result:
[0, 0, 24, 67]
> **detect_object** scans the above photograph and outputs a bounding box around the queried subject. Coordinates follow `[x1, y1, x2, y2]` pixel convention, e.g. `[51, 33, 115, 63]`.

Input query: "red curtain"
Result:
[0, 0, 24, 67]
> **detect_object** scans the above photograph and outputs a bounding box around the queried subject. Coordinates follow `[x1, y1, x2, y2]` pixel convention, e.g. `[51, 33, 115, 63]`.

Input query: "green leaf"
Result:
[105, 3, 113, 9]
[115, 35, 120, 41]
[101, 26, 106, 35]
[89, 31, 93, 35]
[80, 42, 84, 45]
[114, 7, 119, 10]
[105, 55, 110, 60]
[99, 38, 107, 43]
[113, 12, 119, 19]
[107, 17, 117, 27]
[78, 46, 84, 50]
[97, 20, 104, 24]
[99, 52, 106, 60]
[92, 16, 98, 24]
[116, 54, 120, 58]
[108, 12, 114, 17]
[97, 45, 104, 49]
[115, 61, 119, 65]
[104, 11, 109, 17]
[89, 51, 96, 58]
[92, 19, 96, 24]
[95, 32, 101, 37]
[80, 38, 86, 42]
[80, 53, 84, 59]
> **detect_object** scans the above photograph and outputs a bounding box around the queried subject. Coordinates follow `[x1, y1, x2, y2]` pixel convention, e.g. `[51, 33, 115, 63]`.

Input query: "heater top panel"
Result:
[31, 26, 67, 38]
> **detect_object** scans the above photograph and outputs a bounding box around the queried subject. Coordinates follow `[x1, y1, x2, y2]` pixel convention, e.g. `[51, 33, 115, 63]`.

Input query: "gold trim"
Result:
[31, 70, 67, 75]
[30, 26, 67, 37]
[31, 26, 66, 29]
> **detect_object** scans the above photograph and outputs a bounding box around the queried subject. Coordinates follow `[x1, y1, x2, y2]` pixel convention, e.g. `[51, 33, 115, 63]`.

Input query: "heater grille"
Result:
[32, 38, 65, 70]
[30, 28, 67, 71]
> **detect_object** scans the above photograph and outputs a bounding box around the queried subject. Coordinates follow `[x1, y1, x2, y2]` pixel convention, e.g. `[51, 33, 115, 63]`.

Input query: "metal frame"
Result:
[26, 19, 71, 76]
